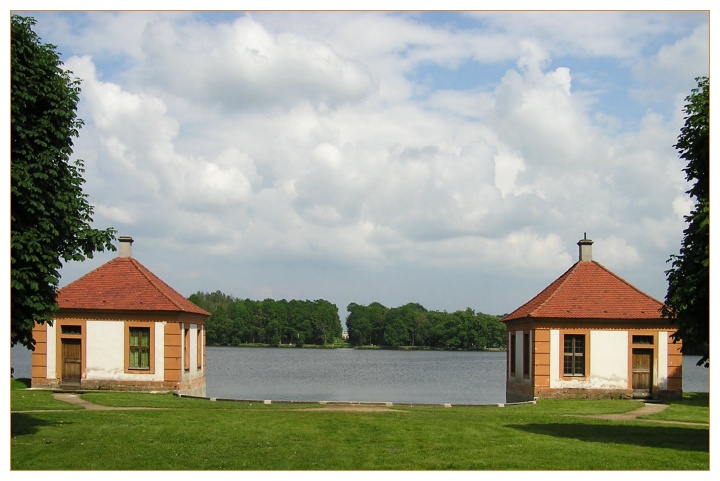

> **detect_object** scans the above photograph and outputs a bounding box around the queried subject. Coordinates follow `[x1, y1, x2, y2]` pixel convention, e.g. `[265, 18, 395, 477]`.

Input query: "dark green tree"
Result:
[407, 304, 430, 347]
[346, 303, 373, 346]
[662, 76, 709, 367]
[383, 305, 412, 347]
[11, 15, 116, 350]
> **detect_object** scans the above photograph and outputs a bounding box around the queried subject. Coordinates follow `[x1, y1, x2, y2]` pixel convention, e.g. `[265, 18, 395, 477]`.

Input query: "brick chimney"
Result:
[118, 236, 134, 258]
[578, 233, 593, 262]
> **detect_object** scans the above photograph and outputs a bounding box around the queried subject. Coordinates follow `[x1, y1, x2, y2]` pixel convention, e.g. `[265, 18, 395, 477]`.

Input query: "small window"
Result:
[563, 334, 585, 376]
[197, 327, 203, 369]
[632, 335, 654, 345]
[523, 333, 531, 377]
[510, 333, 516, 376]
[184, 328, 191, 372]
[61, 325, 81, 335]
[129, 327, 151, 370]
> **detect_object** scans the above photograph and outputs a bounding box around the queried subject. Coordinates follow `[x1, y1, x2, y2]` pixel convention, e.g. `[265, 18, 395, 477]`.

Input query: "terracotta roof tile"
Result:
[502, 260, 664, 322]
[57, 257, 210, 316]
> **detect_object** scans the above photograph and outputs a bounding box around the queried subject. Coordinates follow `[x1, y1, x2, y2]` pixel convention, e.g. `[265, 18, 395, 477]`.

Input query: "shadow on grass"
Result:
[508, 423, 708, 452]
[11, 413, 70, 437]
[11, 378, 32, 389]
[675, 392, 709, 407]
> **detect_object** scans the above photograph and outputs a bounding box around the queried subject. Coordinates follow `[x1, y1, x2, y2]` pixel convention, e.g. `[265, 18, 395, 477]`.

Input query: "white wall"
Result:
[85, 320, 165, 381]
[85, 321, 123, 378]
[550, 329, 629, 389]
[46, 322, 57, 378]
[589, 331, 628, 388]
[657, 331, 668, 389]
[550, 329, 559, 386]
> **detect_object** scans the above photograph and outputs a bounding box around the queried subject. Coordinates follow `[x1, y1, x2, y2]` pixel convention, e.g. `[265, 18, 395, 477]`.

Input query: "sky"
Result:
[4, 2, 713, 326]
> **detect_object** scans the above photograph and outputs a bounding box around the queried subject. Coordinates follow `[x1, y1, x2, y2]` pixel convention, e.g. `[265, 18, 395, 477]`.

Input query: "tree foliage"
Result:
[662, 76, 709, 367]
[346, 302, 506, 349]
[189, 292, 343, 347]
[11, 15, 116, 349]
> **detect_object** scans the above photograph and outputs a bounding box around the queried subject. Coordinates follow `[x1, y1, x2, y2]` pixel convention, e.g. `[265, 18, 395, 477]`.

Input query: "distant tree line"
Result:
[346, 302, 507, 349]
[188, 292, 507, 350]
[188, 291, 343, 347]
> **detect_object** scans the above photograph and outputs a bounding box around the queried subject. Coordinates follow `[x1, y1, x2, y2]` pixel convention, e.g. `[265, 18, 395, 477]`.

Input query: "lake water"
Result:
[11, 346, 709, 404]
[207, 347, 507, 404]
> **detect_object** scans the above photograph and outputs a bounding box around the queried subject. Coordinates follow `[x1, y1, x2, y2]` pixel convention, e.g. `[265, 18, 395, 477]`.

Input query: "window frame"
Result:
[184, 327, 191, 372]
[124, 322, 155, 374]
[509, 332, 517, 376]
[196, 326, 203, 370]
[632, 334, 655, 345]
[522, 332, 531, 378]
[562, 332, 588, 378]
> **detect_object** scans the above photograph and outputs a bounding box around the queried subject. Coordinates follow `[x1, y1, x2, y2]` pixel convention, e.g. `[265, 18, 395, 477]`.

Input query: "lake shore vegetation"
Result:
[189, 291, 344, 347]
[189, 291, 507, 350]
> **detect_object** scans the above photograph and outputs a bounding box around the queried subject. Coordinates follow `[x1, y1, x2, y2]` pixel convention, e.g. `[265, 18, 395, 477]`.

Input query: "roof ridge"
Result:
[128, 258, 190, 312]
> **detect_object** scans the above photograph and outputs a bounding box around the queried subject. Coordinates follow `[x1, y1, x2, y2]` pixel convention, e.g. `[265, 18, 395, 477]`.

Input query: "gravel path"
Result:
[40, 394, 706, 424]
[579, 401, 708, 426]
[51, 392, 164, 410]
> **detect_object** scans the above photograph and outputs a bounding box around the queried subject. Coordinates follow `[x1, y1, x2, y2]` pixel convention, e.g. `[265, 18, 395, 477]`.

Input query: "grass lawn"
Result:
[10, 379, 709, 470]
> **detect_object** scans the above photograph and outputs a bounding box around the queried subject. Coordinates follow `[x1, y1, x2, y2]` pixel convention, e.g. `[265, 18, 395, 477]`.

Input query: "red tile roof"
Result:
[502, 260, 664, 322]
[57, 257, 210, 316]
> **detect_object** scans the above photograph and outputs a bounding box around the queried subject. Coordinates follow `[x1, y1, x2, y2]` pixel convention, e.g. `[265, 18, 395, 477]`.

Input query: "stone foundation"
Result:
[31, 377, 206, 396]
[508, 385, 683, 401]
[534, 387, 634, 400]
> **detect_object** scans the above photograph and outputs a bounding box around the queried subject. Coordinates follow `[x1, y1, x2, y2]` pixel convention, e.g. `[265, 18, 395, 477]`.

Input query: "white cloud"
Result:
[28, 11, 706, 316]
[136, 15, 376, 111]
[596, 235, 641, 268]
[95, 205, 135, 225]
[672, 195, 693, 218]
[631, 23, 710, 102]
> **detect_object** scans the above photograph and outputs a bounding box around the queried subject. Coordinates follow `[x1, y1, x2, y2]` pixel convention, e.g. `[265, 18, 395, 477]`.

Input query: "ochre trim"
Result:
[31, 323, 48, 383]
[533, 328, 551, 388]
[164, 322, 182, 382]
[55, 309, 206, 324]
[666, 333, 683, 391]
[504, 317, 678, 331]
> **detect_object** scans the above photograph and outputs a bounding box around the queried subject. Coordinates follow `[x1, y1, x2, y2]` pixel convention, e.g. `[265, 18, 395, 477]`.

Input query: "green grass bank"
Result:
[10, 379, 709, 470]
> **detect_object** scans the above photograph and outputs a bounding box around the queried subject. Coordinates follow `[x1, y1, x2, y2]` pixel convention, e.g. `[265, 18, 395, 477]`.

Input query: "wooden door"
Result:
[632, 348, 653, 397]
[62, 339, 82, 383]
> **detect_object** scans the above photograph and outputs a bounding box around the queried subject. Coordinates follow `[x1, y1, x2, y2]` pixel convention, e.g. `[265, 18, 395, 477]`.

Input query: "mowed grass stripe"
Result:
[11, 381, 709, 470]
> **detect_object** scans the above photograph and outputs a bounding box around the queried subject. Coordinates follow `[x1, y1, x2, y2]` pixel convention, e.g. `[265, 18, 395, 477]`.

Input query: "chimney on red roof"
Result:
[118, 236, 134, 258]
[578, 233, 593, 262]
